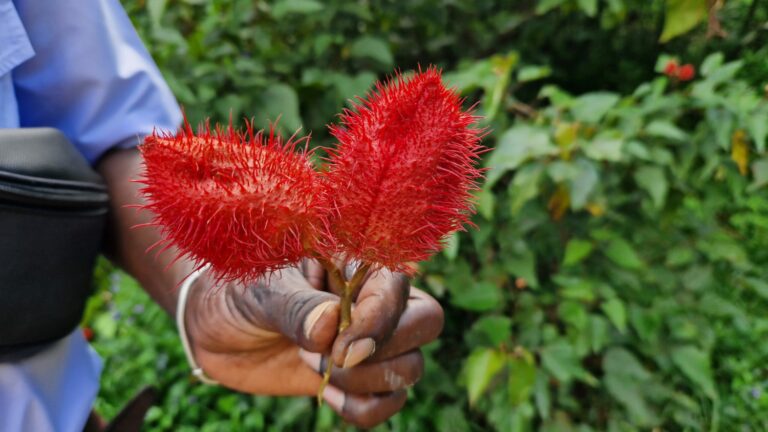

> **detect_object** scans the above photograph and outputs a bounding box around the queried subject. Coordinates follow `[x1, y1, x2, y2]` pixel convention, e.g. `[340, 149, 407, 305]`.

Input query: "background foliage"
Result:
[88, 0, 768, 430]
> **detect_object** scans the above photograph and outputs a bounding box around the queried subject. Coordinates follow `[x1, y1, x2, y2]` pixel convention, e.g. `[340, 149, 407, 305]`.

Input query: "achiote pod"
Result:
[323, 67, 485, 274]
[137, 120, 330, 283]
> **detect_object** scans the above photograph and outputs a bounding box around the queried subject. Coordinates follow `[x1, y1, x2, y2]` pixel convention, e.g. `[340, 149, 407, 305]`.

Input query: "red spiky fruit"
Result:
[138, 120, 328, 283]
[323, 67, 484, 273]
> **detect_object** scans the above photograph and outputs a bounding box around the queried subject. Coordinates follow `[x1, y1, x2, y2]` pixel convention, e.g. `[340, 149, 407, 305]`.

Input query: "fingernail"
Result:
[298, 349, 322, 373]
[303, 301, 336, 340]
[322, 384, 345, 412]
[342, 337, 376, 368]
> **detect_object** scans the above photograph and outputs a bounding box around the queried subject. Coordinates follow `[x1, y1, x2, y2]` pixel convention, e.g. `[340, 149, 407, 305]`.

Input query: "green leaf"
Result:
[508, 163, 545, 214]
[483, 53, 518, 121]
[589, 315, 610, 352]
[517, 65, 552, 82]
[534, 371, 551, 418]
[571, 92, 620, 123]
[630, 307, 662, 343]
[659, 0, 707, 42]
[682, 265, 714, 291]
[536, 0, 567, 14]
[605, 238, 643, 269]
[540, 341, 590, 384]
[332, 71, 377, 102]
[749, 110, 768, 153]
[697, 235, 749, 269]
[451, 281, 503, 312]
[486, 126, 556, 186]
[436, 406, 471, 432]
[540, 85, 574, 107]
[584, 136, 624, 161]
[700, 52, 725, 77]
[671, 346, 718, 400]
[271, 0, 324, 18]
[666, 246, 695, 267]
[745, 277, 768, 300]
[699, 293, 746, 317]
[646, 120, 688, 141]
[603, 348, 657, 425]
[506, 248, 540, 289]
[547, 159, 599, 210]
[443, 59, 495, 93]
[705, 60, 744, 85]
[93, 312, 117, 339]
[147, 0, 167, 28]
[508, 353, 537, 405]
[471, 315, 513, 346]
[443, 232, 460, 260]
[555, 276, 595, 301]
[563, 239, 594, 266]
[577, 0, 598, 16]
[258, 84, 302, 133]
[601, 298, 627, 333]
[604, 347, 651, 381]
[634, 165, 668, 209]
[477, 188, 496, 219]
[558, 301, 589, 330]
[569, 159, 599, 209]
[349, 36, 394, 67]
[464, 348, 506, 405]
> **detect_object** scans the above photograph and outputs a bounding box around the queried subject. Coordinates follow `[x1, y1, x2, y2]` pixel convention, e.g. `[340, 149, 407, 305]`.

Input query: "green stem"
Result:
[316, 261, 372, 404]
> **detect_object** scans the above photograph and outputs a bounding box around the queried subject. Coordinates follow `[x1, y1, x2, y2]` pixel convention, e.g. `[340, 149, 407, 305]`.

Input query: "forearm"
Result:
[97, 147, 194, 315]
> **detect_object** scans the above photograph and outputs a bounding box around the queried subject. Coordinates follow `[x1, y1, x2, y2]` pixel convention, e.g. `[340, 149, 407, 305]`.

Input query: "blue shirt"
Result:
[0, 1, 181, 431]
[2, 0, 181, 163]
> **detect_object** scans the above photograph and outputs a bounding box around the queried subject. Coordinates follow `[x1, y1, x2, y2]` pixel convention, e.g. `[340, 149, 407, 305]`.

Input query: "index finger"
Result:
[329, 268, 410, 368]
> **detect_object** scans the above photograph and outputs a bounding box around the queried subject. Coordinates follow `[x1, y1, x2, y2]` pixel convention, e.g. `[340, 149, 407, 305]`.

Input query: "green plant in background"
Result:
[432, 51, 768, 431]
[86, 0, 768, 430]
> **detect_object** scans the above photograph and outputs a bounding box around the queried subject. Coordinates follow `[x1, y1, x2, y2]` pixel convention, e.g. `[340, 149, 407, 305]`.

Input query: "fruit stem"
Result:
[316, 261, 371, 404]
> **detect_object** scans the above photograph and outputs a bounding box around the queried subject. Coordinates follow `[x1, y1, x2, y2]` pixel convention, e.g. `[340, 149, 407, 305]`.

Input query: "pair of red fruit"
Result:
[664, 60, 696, 82]
[138, 68, 485, 283]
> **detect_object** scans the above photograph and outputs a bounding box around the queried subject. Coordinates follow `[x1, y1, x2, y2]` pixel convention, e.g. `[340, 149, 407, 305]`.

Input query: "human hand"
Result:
[183, 260, 444, 428]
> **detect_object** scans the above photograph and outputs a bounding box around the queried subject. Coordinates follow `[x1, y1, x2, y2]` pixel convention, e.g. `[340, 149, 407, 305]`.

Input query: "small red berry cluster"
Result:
[663, 60, 696, 82]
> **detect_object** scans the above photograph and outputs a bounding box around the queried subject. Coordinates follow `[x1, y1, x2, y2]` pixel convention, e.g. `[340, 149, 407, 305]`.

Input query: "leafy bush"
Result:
[428, 51, 768, 431]
[87, 1, 768, 430]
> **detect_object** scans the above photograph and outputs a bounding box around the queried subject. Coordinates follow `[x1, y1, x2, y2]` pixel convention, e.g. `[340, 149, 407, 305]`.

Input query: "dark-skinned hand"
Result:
[183, 260, 444, 429]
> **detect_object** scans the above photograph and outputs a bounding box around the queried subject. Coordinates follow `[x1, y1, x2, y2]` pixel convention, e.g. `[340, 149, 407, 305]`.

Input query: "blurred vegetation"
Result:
[87, 0, 768, 430]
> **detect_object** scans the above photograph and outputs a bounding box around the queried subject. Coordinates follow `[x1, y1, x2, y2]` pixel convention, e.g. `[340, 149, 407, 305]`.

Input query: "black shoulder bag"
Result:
[0, 128, 109, 360]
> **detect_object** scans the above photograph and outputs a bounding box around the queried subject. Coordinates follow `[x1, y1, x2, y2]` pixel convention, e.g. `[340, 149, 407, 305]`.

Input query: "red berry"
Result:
[82, 327, 94, 341]
[677, 64, 696, 81]
[663, 60, 679, 77]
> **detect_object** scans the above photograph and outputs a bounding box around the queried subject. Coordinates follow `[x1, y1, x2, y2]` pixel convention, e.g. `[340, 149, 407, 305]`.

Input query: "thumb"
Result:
[226, 268, 341, 353]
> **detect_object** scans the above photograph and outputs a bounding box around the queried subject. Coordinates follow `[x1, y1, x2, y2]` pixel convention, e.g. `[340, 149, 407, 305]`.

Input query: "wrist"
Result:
[177, 264, 218, 384]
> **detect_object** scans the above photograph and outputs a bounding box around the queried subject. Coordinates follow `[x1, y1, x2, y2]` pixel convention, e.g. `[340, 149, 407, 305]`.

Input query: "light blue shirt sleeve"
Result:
[0, 0, 33, 127]
[11, 0, 182, 164]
